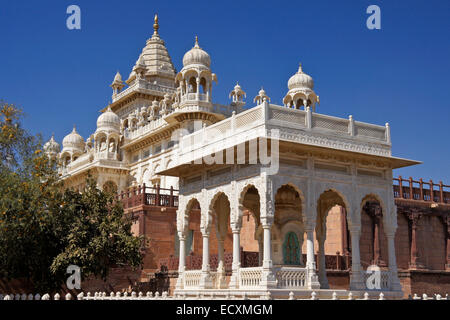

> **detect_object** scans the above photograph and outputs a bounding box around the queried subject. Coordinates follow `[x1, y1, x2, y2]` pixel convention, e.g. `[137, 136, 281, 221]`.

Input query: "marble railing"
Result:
[361, 270, 391, 290]
[274, 266, 307, 288]
[183, 270, 202, 288]
[180, 93, 208, 102]
[239, 267, 263, 288]
[112, 80, 175, 102]
[171, 102, 392, 170]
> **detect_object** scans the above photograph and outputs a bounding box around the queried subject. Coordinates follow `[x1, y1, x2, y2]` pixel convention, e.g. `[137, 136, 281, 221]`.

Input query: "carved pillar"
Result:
[199, 232, 212, 288]
[386, 228, 402, 291]
[176, 234, 186, 289]
[217, 237, 226, 288]
[407, 212, 424, 269]
[349, 225, 365, 290]
[229, 224, 241, 289]
[196, 78, 200, 100]
[260, 217, 276, 288]
[341, 207, 350, 256]
[305, 224, 320, 289]
[317, 234, 329, 289]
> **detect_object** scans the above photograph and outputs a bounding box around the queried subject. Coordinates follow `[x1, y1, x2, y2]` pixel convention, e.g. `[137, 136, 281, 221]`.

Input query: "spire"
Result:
[298, 63, 303, 73]
[153, 14, 159, 35]
[126, 13, 176, 85]
[194, 36, 200, 48]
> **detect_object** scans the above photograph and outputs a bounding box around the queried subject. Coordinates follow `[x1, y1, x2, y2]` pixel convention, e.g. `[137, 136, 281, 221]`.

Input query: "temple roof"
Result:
[126, 14, 176, 85]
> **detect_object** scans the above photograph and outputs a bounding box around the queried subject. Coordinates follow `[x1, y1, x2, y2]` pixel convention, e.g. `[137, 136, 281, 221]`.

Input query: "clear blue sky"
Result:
[1, 0, 449, 183]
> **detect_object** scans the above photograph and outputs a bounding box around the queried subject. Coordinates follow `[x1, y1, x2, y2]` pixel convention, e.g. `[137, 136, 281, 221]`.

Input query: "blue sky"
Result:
[0, 0, 449, 183]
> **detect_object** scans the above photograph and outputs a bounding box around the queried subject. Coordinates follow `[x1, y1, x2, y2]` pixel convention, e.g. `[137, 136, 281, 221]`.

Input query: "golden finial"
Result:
[153, 14, 159, 35]
[298, 63, 303, 73]
[194, 35, 199, 48]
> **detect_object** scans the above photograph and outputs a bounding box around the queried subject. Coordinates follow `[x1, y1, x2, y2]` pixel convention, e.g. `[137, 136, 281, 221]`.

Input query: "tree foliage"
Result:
[0, 101, 142, 292]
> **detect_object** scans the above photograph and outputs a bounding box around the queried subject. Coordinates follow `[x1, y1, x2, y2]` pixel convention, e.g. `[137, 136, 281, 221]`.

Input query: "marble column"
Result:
[199, 233, 212, 288]
[229, 226, 241, 289]
[176, 234, 186, 289]
[349, 226, 365, 290]
[217, 238, 226, 288]
[260, 218, 277, 288]
[305, 226, 320, 289]
[386, 229, 402, 291]
[317, 235, 329, 289]
[258, 239, 263, 266]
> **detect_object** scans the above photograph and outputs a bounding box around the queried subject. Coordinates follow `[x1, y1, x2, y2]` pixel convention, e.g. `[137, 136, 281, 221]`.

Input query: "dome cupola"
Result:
[96, 106, 120, 132]
[283, 63, 319, 111]
[287, 64, 314, 90]
[43, 134, 60, 155]
[182, 36, 211, 69]
[62, 126, 85, 152]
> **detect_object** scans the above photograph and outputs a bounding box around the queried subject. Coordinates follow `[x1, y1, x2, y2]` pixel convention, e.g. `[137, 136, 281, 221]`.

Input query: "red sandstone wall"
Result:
[421, 216, 446, 270]
[323, 206, 343, 255]
[359, 210, 373, 268]
[240, 211, 258, 252]
[396, 213, 410, 270]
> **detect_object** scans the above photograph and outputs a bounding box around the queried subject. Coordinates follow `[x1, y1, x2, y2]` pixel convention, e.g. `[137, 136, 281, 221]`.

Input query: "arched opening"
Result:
[295, 99, 304, 109]
[240, 185, 261, 266]
[360, 195, 388, 270]
[188, 77, 197, 93]
[176, 199, 201, 263]
[108, 138, 116, 153]
[209, 192, 233, 288]
[315, 189, 349, 289]
[99, 136, 107, 152]
[273, 184, 304, 266]
[200, 77, 207, 94]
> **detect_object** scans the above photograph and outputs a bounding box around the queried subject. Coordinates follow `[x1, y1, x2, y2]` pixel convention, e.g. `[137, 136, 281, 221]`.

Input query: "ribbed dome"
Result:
[182, 36, 211, 68]
[96, 106, 120, 132]
[287, 64, 314, 90]
[43, 135, 60, 154]
[62, 127, 84, 151]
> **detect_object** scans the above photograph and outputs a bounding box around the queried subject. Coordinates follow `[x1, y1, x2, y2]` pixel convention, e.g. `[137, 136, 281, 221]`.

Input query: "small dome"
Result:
[287, 64, 314, 90]
[96, 106, 120, 132]
[113, 71, 122, 82]
[182, 36, 211, 68]
[62, 127, 84, 150]
[259, 88, 267, 96]
[43, 134, 60, 154]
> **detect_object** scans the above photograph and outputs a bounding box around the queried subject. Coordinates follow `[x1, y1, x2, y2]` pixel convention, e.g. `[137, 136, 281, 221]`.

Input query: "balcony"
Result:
[393, 176, 450, 204]
[119, 184, 179, 209]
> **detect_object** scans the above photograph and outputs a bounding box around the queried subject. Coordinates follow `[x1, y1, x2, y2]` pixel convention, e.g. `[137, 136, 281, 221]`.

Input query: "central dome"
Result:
[287, 64, 314, 90]
[182, 36, 211, 68]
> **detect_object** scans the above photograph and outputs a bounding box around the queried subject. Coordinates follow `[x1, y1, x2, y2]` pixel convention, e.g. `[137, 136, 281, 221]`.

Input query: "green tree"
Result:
[0, 101, 142, 292]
